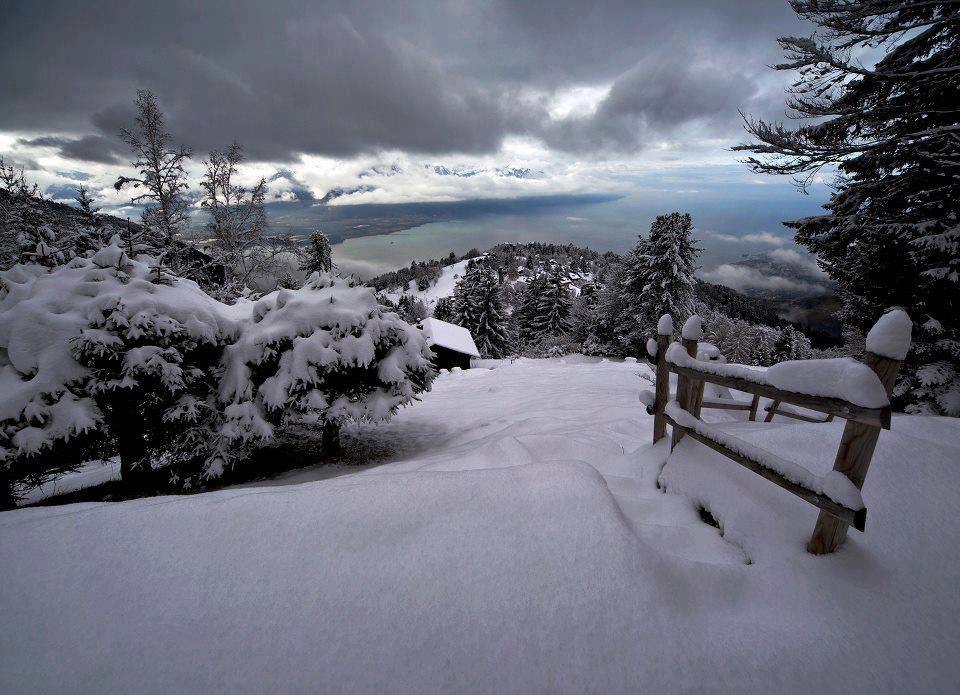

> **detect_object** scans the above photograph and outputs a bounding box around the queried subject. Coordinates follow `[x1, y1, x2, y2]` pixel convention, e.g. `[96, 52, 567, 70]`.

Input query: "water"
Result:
[332, 178, 828, 279]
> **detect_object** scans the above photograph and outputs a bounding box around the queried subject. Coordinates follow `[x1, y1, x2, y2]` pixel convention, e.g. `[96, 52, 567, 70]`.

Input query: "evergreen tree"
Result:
[773, 324, 813, 362]
[453, 261, 513, 358]
[735, 0, 959, 414]
[73, 184, 105, 253]
[532, 265, 571, 339]
[514, 275, 546, 349]
[300, 231, 334, 274]
[432, 295, 456, 323]
[638, 212, 700, 328]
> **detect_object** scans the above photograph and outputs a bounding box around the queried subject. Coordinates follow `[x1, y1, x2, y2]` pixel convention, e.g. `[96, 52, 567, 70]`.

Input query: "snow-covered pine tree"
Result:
[0, 239, 237, 498]
[72, 184, 105, 254]
[432, 295, 456, 323]
[735, 1, 959, 415]
[773, 324, 813, 362]
[452, 260, 513, 358]
[604, 243, 651, 356]
[301, 230, 334, 274]
[397, 294, 428, 323]
[638, 212, 700, 330]
[1, 157, 44, 270]
[513, 274, 546, 350]
[532, 265, 571, 339]
[114, 90, 192, 268]
[219, 272, 436, 454]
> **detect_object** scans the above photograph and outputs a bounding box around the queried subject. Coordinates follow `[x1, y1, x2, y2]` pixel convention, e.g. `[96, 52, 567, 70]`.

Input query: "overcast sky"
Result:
[0, 0, 814, 210]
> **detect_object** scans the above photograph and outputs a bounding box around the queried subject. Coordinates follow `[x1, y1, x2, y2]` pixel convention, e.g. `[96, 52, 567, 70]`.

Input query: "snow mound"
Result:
[0, 460, 649, 693]
[766, 358, 888, 408]
[667, 343, 889, 408]
[657, 313, 673, 335]
[666, 401, 863, 509]
[681, 314, 702, 340]
[866, 308, 912, 360]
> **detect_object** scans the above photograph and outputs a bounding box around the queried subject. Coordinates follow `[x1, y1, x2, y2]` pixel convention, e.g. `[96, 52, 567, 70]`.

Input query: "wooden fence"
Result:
[643, 314, 907, 555]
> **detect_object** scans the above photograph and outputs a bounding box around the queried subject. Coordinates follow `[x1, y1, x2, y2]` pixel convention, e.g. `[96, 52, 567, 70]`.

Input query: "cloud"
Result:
[16, 135, 125, 164]
[0, 1, 805, 163]
[767, 247, 827, 278]
[705, 230, 785, 245]
[700, 264, 825, 295]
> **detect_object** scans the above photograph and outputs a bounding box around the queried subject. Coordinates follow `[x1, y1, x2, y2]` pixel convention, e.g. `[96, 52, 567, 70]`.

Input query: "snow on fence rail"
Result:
[644, 309, 912, 555]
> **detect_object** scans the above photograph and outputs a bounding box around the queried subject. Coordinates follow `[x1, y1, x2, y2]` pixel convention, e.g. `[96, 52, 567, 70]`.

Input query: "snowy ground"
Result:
[384, 257, 472, 311]
[2, 358, 959, 692]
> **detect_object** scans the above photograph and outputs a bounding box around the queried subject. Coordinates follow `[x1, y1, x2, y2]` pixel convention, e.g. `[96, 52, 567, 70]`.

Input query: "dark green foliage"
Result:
[736, 0, 960, 414]
[452, 260, 514, 358]
[301, 231, 333, 274]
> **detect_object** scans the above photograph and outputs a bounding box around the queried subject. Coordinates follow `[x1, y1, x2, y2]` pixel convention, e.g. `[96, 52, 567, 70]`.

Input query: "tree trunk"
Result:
[321, 421, 341, 458]
[0, 468, 14, 511]
[112, 390, 147, 491]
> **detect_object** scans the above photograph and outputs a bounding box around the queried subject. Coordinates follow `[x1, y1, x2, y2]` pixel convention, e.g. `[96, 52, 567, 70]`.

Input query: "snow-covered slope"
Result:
[2, 359, 959, 692]
[384, 258, 472, 311]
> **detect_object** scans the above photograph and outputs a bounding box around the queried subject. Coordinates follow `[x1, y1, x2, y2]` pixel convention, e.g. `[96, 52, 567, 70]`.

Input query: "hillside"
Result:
[0, 187, 136, 238]
[373, 241, 797, 337]
[2, 358, 958, 691]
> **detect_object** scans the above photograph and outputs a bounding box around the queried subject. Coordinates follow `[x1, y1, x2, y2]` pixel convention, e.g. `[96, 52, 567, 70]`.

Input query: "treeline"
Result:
[367, 248, 481, 292]
[426, 213, 816, 364]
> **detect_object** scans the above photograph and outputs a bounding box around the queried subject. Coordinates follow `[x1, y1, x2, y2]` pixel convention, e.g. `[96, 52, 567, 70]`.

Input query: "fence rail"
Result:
[646, 313, 907, 555]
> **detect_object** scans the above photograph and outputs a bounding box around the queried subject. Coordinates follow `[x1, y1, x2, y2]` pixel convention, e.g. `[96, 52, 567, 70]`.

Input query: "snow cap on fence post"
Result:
[657, 314, 673, 336]
[646, 338, 658, 359]
[865, 308, 912, 360]
[681, 315, 702, 341]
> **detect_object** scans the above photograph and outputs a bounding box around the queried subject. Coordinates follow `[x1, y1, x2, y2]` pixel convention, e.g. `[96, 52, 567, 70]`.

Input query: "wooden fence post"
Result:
[806, 350, 903, 554]
[653, 321, 672, 443]
[670, 327, 700, 449]
[748, 394, 761, 422]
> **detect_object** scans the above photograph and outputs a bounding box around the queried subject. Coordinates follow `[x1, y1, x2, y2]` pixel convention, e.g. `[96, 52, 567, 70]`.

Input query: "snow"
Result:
[385, 258, 475, 312]
[667, 343, 890, 409]
[657, 313, 673, 335]
[420, 317, 481, 358]
[646, 337, 658, 358]
[766, 358, 889, 409]
[866, 308, 912, 360]
[681, 314, 702, 340]
[2, 359, 959, 691]
[665, 401, 863, 509]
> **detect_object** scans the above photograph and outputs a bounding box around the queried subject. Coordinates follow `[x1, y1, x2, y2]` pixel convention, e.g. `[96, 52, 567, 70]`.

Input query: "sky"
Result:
[0, 0, 829, 284]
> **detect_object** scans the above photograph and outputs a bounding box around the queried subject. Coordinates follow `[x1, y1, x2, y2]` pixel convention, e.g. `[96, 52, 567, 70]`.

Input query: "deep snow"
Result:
[2, 358, 959, 693]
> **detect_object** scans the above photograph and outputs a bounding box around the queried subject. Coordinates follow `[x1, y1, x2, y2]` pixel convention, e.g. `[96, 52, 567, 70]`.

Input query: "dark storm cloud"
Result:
[16, 136, 125, 164]
[0, 1, 806, 162]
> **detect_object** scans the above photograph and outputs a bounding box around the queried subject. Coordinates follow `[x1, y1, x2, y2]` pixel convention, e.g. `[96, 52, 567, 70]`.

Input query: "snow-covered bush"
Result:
[0, 240, 238, 500]
[219, 272, 436, 453]
[0, 246, 437, 504]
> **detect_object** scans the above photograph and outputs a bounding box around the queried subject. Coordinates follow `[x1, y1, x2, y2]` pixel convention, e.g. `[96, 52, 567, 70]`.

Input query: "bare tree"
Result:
[114, 90, 192, 263]
[199, 141, 293, 297]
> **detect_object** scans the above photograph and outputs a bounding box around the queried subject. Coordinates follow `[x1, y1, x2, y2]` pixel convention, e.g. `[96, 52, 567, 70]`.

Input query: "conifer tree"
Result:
[638, 212, 700, 327]
[71, 184, 105, 255]
[453, 261, 513, 358]
[301, 230, 334, 274]
[532, 265, 571, 339]
[432, 295, 456, 323]
[735, 0, 959, 414]
[514, 275, 546, 348]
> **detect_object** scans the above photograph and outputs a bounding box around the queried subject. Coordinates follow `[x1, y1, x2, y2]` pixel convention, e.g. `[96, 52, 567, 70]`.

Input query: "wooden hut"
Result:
[419, 318, 480, 370]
